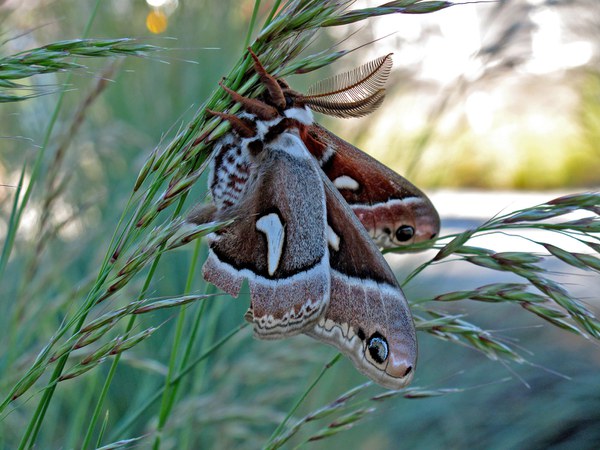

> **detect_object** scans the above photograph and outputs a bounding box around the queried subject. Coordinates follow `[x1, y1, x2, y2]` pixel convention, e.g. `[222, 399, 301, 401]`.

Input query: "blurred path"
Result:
[389, 189, 598, 304]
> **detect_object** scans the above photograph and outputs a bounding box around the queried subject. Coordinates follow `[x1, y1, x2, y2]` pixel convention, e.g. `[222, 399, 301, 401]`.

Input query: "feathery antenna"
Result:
[300, 53, 393, 118]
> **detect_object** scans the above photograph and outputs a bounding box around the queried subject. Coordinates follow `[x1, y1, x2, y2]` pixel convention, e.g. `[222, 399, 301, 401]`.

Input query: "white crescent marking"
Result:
[333, 175, 360, 191]
[256, 213, 285, 276]
[327, 225, 340, 251]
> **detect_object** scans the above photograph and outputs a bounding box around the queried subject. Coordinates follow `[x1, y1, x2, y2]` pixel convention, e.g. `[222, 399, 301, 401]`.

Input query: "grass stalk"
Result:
[263, 0, 282, 28]
[244, 0, 262, 49]
[108, 323, 246, 440]
[15, 8, 104, 445]
[152, 299, 188, 449]
[0, 0, 103, 282]
[82, 188, 191, 448]
[266, 353, 342, 449]
[152, 240, 219, 446]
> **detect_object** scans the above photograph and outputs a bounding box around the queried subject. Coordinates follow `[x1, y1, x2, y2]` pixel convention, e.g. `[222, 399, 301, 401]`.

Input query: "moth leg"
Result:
[247, 48, 286, 109]
[218, 81, 278, 121]
[206, 109, 257, 138]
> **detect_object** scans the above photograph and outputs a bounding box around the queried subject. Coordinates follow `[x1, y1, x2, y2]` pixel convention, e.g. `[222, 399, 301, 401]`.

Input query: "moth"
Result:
[189, 51, 439, 389]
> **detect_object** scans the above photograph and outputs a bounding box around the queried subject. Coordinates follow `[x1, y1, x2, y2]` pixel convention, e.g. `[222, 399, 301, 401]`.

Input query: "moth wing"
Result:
[203, 134, 331, 339]
[307, 123, 440, 249]
[305, 174, 417, 389]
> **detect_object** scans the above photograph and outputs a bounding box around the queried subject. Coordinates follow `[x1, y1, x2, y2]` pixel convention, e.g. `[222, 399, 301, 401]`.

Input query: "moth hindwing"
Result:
[305, 123, 440, 249]
[307, 171, 416, 389]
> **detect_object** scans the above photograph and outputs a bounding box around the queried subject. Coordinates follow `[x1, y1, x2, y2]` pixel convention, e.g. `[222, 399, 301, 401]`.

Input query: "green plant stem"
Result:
[66, 370, 100, 448]
[83, 187, 193, 448]
[81, 277, 158, 448]
[266, 353, 342, 449]
[152, 297, 189, 450]
[0, 164, 25, 372]
[15, 8, 102, 446]
[109, 323, 246, 440]
[0, 164, 25, 281]
[0, 2, 104, 283]
[244, 0, 262, 49]
[18, 354, 68, 450]
[13, 217, 133, 445]
[96, 411, 110, 449]
[263, 0, 282, 28]
[153, 239, 218, 448]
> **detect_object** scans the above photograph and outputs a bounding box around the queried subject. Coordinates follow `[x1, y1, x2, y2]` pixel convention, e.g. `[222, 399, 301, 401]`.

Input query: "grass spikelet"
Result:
[416, 312, 525, 362]
[132, 294, 213, 314]
[433, 229, 475, 261]
[266, 381, 371, 449]
[0, 38, 162, 102]
[434, 283, 532, 303]
[307, 408, 376, 442]
[321, 1, 454, 27]
[58, 327, 157, 382]
[405, 191, 600, 348]
[520, 303, 582, 335]
[10, 366, 46, 402]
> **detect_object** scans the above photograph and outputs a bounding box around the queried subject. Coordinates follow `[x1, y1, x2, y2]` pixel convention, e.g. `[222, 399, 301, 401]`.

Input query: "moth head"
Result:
[250, 76, 312, 125]
[275, 84, 315, 125]
[358, 325, 416, 389]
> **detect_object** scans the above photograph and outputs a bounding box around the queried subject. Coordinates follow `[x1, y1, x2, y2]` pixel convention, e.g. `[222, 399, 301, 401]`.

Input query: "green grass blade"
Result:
[266, 353, 342, 449]
[244, 0, 262, 49]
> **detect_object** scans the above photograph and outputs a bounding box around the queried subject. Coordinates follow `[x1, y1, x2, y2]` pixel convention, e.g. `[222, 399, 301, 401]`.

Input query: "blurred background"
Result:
[1, 0, 599, 448]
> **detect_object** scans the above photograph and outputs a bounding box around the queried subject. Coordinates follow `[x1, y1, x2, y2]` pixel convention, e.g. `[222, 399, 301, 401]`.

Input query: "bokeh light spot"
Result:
[146, 10, 168, 34]
[146, 0, 169, 7]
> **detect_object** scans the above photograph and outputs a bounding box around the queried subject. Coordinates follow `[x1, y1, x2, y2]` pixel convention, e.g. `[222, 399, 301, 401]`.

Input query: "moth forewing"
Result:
[288, 53, 440, 249]
[202, 130, 332, 338]
[305, 174, 417, 390]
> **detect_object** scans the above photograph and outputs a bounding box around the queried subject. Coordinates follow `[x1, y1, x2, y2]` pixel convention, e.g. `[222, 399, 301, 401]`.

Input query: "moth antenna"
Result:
[205, 109, 256, 138]
[248, 48, 286, 109]
[218, 81, 279, 121]
[299, 53, 393, 119]
[305, 89, 386, 119]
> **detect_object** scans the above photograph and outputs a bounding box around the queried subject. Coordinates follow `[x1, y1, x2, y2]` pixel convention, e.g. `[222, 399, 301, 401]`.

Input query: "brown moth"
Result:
[188, 50, 436, 388]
